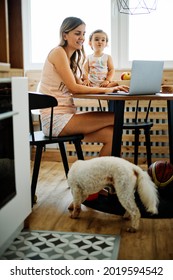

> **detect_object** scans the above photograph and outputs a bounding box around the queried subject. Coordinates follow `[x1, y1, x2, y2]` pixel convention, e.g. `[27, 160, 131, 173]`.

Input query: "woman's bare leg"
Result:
[60, 111, 114, 135]
[83, 126, 113, 156]
[63, 112, 114, 198]
[59, 111, 114, 156]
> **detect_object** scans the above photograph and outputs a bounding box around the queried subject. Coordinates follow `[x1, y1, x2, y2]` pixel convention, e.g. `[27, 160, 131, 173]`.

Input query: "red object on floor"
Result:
[86, 193, 99, 201]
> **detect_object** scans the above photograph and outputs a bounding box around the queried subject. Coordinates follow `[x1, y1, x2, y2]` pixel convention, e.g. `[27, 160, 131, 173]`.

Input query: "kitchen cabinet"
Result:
[0, 0, 23, 69]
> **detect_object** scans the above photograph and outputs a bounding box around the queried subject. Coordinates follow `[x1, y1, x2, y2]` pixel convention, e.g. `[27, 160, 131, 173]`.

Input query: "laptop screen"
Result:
[129, 60, 164, 95]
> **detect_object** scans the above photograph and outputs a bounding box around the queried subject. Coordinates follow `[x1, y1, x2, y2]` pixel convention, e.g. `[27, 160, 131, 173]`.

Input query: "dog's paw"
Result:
[123, 211, 131, 220]
[126, 227, 137, 233]
[70, 208, 81, 219]
[70, 213, 79, 219]
[68, 202, 74, 211]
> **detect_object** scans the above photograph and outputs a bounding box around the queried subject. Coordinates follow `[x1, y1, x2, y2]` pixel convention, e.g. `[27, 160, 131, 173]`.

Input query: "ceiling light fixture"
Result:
[116, 0, 158, 15]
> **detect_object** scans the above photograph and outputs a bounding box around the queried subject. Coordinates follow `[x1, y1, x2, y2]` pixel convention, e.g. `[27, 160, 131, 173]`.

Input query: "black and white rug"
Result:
[1, 230, 120, 260]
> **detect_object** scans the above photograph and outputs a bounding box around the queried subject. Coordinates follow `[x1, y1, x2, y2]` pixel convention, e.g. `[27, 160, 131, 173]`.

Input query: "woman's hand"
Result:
[112, 85, 129, 93]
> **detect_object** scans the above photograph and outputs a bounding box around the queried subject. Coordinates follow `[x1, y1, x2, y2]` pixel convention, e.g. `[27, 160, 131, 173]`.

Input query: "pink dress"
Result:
[39, 55, 77, 136]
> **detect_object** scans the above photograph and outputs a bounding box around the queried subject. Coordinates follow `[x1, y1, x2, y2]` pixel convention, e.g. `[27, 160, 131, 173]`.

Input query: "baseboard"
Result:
[0, 222, 24, 256]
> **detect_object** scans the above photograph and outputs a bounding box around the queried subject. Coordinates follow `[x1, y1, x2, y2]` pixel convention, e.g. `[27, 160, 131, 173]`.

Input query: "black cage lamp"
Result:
[116, 0, 158, 15]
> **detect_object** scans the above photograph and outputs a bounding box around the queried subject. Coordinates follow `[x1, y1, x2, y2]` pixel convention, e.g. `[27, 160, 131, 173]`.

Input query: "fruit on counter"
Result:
[121, 72, 131, 80]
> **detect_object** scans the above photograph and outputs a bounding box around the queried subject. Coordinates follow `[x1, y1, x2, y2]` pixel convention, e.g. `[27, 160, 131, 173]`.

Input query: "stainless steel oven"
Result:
[0, 78, 16, 209]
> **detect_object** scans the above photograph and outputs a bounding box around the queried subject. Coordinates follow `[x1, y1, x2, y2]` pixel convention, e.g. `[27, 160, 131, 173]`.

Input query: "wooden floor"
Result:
[25, 161, 173, 260]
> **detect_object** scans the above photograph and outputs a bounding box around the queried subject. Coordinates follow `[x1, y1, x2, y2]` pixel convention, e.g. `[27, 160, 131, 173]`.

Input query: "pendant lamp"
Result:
[117, 0, 158, 15]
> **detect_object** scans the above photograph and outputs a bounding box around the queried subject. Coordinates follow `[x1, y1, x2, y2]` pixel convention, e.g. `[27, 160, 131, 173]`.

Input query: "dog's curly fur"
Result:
[67, 157, 159, 232]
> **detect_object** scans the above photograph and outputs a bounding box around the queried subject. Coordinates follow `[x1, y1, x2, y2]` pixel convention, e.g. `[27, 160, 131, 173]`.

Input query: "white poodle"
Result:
[67, 157, 159, 232]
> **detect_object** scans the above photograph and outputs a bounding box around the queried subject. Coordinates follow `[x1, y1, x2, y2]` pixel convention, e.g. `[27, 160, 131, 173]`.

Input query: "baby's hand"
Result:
[83, 79, 91, 86]
[100, 80, 110, 87]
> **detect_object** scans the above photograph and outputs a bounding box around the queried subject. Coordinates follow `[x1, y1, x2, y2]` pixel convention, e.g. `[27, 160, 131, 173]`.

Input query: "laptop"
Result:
[109, 60, 164, 95]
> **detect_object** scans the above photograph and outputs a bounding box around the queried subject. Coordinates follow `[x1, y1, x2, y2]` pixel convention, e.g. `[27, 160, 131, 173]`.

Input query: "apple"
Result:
[121, 72, 131, 80]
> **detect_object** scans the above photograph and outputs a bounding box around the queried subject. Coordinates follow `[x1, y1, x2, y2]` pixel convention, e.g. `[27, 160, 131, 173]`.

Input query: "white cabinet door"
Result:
[0, 77, 31, 254]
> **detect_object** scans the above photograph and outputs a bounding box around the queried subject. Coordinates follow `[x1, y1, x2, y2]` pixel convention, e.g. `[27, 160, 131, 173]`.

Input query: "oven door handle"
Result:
[0, 111, 18, 121]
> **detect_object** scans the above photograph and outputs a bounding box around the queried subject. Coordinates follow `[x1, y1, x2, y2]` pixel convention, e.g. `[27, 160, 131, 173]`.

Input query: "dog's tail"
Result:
[134, 166, 159, 214]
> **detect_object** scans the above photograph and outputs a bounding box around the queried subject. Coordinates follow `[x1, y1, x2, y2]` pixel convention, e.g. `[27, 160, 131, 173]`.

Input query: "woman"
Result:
[39, 17, 128, 156]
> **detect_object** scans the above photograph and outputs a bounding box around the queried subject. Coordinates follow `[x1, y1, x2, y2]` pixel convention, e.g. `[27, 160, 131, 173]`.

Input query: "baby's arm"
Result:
[100, 55, 118, 87]
[106, 55, 116, 81]
[82, 59, 91, 86]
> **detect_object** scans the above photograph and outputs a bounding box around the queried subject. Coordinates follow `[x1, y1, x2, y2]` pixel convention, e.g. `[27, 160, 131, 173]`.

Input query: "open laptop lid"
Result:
[128, 60, 164, 95]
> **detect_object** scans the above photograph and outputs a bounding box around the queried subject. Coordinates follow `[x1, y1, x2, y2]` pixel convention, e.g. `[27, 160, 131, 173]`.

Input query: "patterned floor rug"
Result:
[1, 230, 120, 260]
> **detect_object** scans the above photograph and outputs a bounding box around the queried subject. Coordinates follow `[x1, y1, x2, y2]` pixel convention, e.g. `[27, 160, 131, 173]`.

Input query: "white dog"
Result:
[67, 157, 159, 232]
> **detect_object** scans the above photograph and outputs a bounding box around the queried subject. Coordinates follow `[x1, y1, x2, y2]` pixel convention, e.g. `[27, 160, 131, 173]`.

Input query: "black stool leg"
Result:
[74, 140, 84, 160]
[98, 100, 103, 111]
[31, 145, 43, 206]
[134, 129, 140, 165]
[59, 142, 69, 177]
[145, 128, 152, 167]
